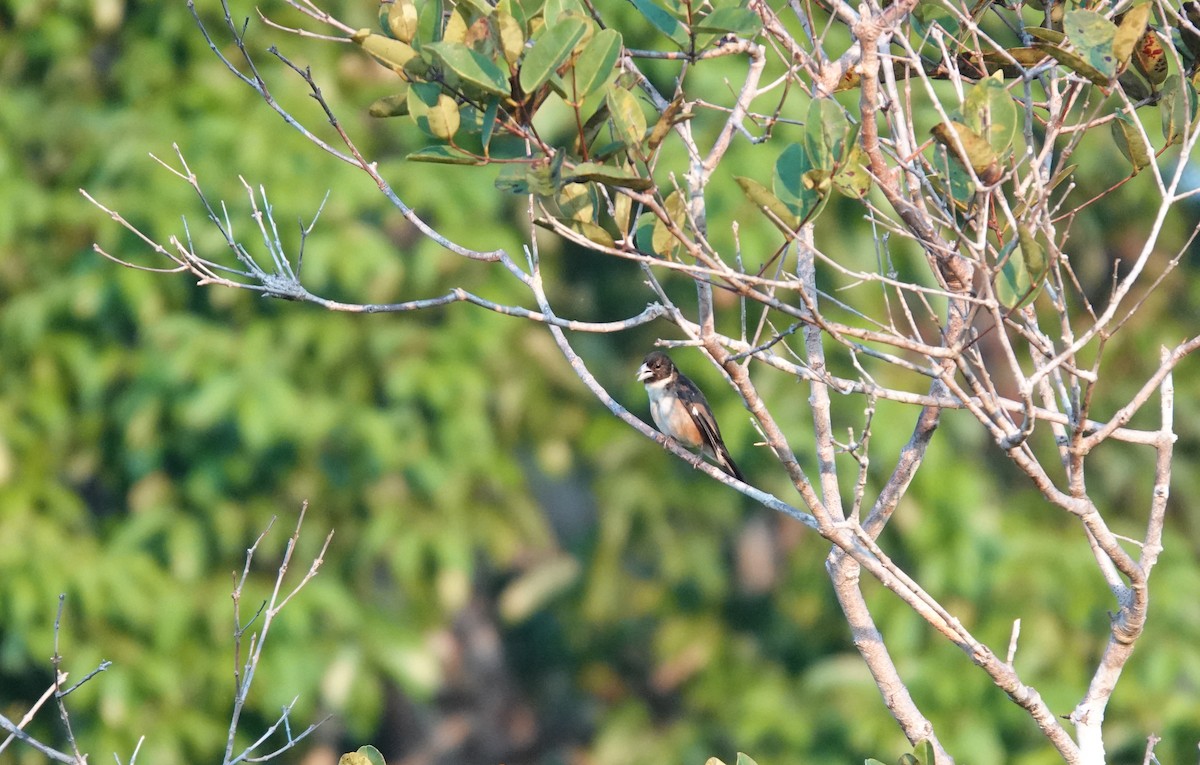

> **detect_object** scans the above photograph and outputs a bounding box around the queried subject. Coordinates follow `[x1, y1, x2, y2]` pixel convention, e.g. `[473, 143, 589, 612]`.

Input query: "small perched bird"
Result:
[637, 350, 745, 482]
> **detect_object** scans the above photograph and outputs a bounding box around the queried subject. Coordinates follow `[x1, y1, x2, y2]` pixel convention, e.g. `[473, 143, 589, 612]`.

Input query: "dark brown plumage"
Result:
[636, 351, 745, 482]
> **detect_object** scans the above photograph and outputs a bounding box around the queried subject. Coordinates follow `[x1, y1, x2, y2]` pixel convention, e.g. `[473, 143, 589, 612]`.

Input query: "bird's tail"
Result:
[715, 445, 746, 483]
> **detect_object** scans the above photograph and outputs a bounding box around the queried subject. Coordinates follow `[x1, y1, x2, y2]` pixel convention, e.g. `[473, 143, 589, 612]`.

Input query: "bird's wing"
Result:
[677, 377, 745, 482]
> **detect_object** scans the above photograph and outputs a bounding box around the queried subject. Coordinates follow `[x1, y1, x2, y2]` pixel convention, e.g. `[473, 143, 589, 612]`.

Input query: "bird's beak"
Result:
[636, 363, 653, 382]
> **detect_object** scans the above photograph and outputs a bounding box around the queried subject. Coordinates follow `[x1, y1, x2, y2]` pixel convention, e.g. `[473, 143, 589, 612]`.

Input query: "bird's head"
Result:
[637, 350, 675, 383]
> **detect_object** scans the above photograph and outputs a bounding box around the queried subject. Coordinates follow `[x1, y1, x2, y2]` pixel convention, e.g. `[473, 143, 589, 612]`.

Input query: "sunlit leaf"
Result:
[359, 745, 387, 765]
[520, 15, 589, 92]
[1036, 41, 1112, 85]
[646, 95, 690, 151]
[554, 182, 595, 222]
[605, 86, 647, 147]
[425, 41, 510, 95]
[651, 190, 689, 258]
[1132, 26, 1168, 85]
[408, 82, 462, 139]
[910, 740, 935, 765]
[1026, 26, 1066, 44]
[1018, 224, 1047, 281]
[831, 143, 871, 198]
[1063, 9, 1118, 80]
[963, 71, 1018, 156]
[543, 0, 585, 23]
[495, 163, 531, 193]
[496, 10, 526, 65]
[1113, 2, 1151, 70]
[930, 121, 1002, 184]
[565, 219, 617, 247]
[353, 29, 420, 74]
[387, 0, 420, 42]
[570, 29, 622, 101]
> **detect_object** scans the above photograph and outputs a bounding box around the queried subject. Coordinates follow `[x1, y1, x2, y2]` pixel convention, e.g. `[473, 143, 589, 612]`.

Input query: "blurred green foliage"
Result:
[2, 1, 1200, 764]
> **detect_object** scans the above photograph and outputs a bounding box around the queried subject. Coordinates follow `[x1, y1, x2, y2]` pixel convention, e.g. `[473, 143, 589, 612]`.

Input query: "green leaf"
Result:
[804, 97, 852, 172]
[1036, 41, 1112, 86]
[831, 143, 871, 198]
[629, 0, 690, 46]
[1118, 69, 1153, 100]
[911, 740, 935, 765]
[1132, 25, 1168, 85]
[1063, 9, 1119, 80]
[1113, 2, 1151, 69]
[912, 1, 960, 39]
[496, 10, 526, 64]
[979, 46, 1050, 75]
[773, 142, 822, 219]
[480, 97, 500, 149]
[425, 42, 511, 95]
[1110, 111, 1152, 172]
[634, 211, 657, 253]
[520, 16, 589, 92]
[564, 219, 617, 247]
[1018, 223, 1047, 278]
[554, 182, 595, 222]
[1160, 74, 1197, 146]
[651, 190, 689, 258]
[646, 95, 689, 151]
[605, 86, 647, 147]
[368, 89, 411, 118]
[1026, 26, 1066, 45]
[387, 0, 420, 42]
[353, 29, 420, 74]
[995, 239, 1030, 309]
[419, 0, 445, 43]
[543, 0, 584, 23]
[570, 29, 622, 101]
[693, 6, 761, 36]
[735, 175, 801, 231]
[407, 146, 483, 164]
[495, 163, 531, 193]
[457, 0, 496, 18]
[734, 754, 760, 765]
[359, 745, 387, 765]
[407, 82, 462, 139]
[963, 71, 1018, 157]
[565, 161, 654, 190]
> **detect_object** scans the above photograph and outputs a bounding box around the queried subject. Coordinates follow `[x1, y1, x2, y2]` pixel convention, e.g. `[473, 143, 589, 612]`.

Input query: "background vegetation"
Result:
[2, 1, 1199, 764]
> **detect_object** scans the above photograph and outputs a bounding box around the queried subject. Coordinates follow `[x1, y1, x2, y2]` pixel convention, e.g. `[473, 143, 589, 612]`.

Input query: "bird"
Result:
[636, 350, 745, 482]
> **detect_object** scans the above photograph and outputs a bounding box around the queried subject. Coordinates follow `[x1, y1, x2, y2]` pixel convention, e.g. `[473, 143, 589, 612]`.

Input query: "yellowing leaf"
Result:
[387, 0, 420, 43]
